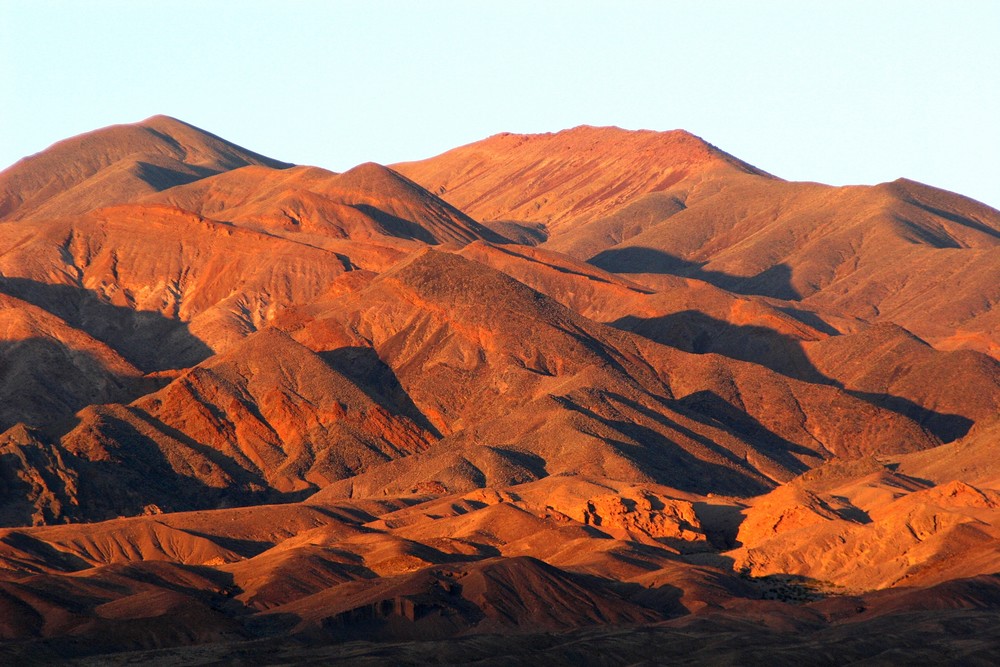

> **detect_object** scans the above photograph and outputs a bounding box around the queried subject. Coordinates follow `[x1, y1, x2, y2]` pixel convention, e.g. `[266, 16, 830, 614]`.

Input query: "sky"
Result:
[2, 0, 998, 208]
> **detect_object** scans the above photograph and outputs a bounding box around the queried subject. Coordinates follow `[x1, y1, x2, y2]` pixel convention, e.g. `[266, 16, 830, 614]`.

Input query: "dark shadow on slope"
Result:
[486, 241, 653, 291]
[0, 431, 78, 527]
[352, 204, 508, 246]
[0, 338, 161, 437]
[669, 391, 817, 475]
[575, 571, 687, 618]
[904, 198, 1000, 242]
[114, 561, 240, 601]
[0, 277, 213, 372]
[692, 501, 746, 550]
[351, 204, 444, 244]
[480, 220, 549, 246]
[613, 310, 831, 385]
[487, 447, 548, 480]
[24, 564, 253, 659]
[828, 496, 872, 525]
[319, 346, 442, 438]
[611, 310, 975, 443]
[589, 246, 801, 300]
[551, 395, 770, 497]
[0, 531, 92, 571]
[315, 590, 486, 642]
[892, 214, 965, 248]
[178, 531, 276, 559]
[142, 121, 294, 171]
[775, 306, 841, 336]
[61, 411, 290, 523]
[847, 390, 973, 443]
[133, 160, 217, 191]
[124, 407, 282, 500]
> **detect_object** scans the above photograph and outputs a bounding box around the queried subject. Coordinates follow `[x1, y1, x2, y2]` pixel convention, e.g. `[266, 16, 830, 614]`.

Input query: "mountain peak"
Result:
[137, 113, 191, 129]
[0, 116, 291, 220]
[335, 161, 418, 193]
[473, 125, 721, 161]
[393, 125, 770, 229]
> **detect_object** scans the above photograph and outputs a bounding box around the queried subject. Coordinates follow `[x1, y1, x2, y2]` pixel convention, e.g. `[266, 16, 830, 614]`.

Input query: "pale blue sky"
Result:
[2, 1, 998, 208]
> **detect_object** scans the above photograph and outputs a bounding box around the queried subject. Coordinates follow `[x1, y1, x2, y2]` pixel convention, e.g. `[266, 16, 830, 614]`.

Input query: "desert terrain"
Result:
[0, 116, 998, 664]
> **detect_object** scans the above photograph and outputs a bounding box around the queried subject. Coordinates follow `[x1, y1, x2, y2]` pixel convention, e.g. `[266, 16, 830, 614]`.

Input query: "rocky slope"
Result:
[399, 127, 1000, 360]
[0, 117, 997, 662]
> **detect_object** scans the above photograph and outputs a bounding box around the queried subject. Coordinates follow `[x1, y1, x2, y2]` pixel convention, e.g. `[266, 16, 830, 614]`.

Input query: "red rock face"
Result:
[0, 118, 998, 662]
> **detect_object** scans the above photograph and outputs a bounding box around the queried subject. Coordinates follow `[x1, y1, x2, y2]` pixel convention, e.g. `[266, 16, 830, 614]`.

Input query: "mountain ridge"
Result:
[0, 116, 997, 662]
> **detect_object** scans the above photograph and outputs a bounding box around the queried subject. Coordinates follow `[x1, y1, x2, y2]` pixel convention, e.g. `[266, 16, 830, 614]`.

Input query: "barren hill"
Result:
[397, 128, 1000, 360]
[393, 125, 770, 230]
[144, 161, 509, 247]
[0, 115, 290, 221]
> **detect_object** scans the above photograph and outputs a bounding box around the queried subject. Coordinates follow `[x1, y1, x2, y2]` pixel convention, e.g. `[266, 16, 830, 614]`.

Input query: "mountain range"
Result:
[0, 116, 998, 664]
